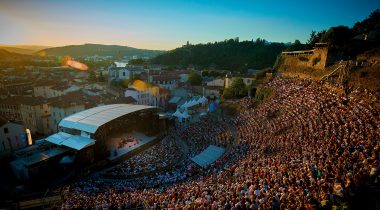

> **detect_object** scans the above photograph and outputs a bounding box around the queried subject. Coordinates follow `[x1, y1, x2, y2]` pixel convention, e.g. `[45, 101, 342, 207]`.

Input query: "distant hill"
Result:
[151, 39, 304, 71]
[0, 45, 51, 55]
[37, 44, 164, 58]
[0, 49, 32, 66]
[0, 49, 31, 60]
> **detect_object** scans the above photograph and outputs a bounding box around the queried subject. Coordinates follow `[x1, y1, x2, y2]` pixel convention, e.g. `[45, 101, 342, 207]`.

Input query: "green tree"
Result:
[189, 72, 202, 86]
[286, 39, 305, 51]
[352, 9, 380, 34]
[230, 77, 247, 98]
[121, 74, 141, 88]
[321, 26, 353, 46]
[306, 30, 328, 49]
[151, 38, 286, 71]
[307, 31, 317, 44]
[97, 71, 106, 82]
[88, 70, 97, 83]
[222, 88, 234, 99]
[223, 77, 247, 99]
[129, 58, 145, 65]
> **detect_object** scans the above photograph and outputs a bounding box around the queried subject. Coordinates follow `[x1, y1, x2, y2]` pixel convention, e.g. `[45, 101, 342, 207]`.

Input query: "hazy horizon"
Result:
[1, 0, 379, 50]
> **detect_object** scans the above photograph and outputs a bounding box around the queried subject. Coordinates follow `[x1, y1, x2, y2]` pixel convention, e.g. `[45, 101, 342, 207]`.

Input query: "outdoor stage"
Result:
[106, 132, 156, 161]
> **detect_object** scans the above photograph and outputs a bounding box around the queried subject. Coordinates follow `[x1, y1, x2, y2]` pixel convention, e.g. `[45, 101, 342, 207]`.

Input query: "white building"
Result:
[149, 75, 178, 90]
[124, 85, 168, 108]
[33, 82, 80, 98]
[225, 77, 254, 88]
[108, 65, 144, 82]
[50, 85, 81, 98]
[33, 81, 56, 98]
[206, 78, 225, 87]
[125, 87, 158, 107]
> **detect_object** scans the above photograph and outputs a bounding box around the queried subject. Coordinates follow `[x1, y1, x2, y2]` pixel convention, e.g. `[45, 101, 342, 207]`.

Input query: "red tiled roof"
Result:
[33, 80, 58, 87]
[151, 75, 179, 81]
[159, 88, 170, 94]
[105, 96, 137, 104]
[0, 96, 48, 106]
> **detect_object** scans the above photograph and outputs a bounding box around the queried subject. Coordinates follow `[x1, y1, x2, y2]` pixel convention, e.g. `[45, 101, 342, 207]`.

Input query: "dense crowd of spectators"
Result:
[178, 116, 233, 157]
[61, 76, 380, 209]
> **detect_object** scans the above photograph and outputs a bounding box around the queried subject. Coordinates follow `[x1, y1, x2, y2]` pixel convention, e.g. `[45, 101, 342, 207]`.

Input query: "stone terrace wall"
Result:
[279, 47, 329, 70]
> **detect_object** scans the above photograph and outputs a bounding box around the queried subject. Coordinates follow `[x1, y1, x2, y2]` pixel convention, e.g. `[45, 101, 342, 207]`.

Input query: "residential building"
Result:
[124, 85, 168, 108]
[0, 88, 9, 99]
[225, 76, 254, 88]
[33, 81, 80, 98]
[206, 78, 225, 87]
[158, 88, 170, 109]
[19, 97, 52, 135]
[83, 83, 106, 96]
[176, 70, 190, 83]
[0, 117, 27, 159]
[33, 81, 58, 98]
[49, 84, 81, 98]
[0, 98, 23, 121]
[0, 79, 33, 95]
[104, 96, 137, 105]
[108, 65, 144, 83]
[149, 75, 179, 90]
[0, 96, 52, 135]
[50, 100, 85, 133]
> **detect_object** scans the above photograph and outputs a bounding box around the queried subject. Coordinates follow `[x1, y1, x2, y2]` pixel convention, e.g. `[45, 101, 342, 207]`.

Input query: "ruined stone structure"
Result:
[279, 43, 332, 70]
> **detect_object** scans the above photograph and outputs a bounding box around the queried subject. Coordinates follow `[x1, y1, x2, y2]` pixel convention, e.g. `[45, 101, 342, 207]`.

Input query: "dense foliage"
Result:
[201, 69, 228, 78]
[352, 9, 380, 34]
[151, 38, 304, 71]
[188, 71, 203, 86]
[307, 9, 380, 47]
[120, 74, 142, 88]
[88, 70, 97, 83]
[222, 77, 247, 99]
[128, 58, 146, 65]
[151, 9, 379, 72]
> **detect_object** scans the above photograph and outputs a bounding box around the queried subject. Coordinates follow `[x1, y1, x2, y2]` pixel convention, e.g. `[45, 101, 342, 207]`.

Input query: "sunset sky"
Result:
[0, 0, 379, 50]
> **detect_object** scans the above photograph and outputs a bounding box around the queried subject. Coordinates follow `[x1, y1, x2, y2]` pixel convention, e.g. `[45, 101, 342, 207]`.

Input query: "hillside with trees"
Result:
[152, 9, 380, 73]
[278, 9, 380, 92]
[151, 38, 305, 72]
[0, 49, 32, 66]
[37, 44, 163, 58]
[0, 45, 51, 55]
[306, 9, 380, 53]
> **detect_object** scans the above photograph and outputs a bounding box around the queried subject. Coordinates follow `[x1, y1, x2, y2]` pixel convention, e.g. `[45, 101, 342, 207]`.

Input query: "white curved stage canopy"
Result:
[59, 104, 155, 134]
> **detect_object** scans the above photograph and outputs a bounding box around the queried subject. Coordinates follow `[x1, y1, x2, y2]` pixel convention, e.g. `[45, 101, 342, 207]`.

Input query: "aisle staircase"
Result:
[320, 61, 351, 84]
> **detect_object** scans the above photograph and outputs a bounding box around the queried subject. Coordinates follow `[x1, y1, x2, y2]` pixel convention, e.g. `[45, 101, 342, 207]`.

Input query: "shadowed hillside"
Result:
[37, 44, 164, 58]
[0, 49, 31, 61]
[151, 38, 305, 71]
[276, 9, 380, 92]
[0, 45, 51, 55]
